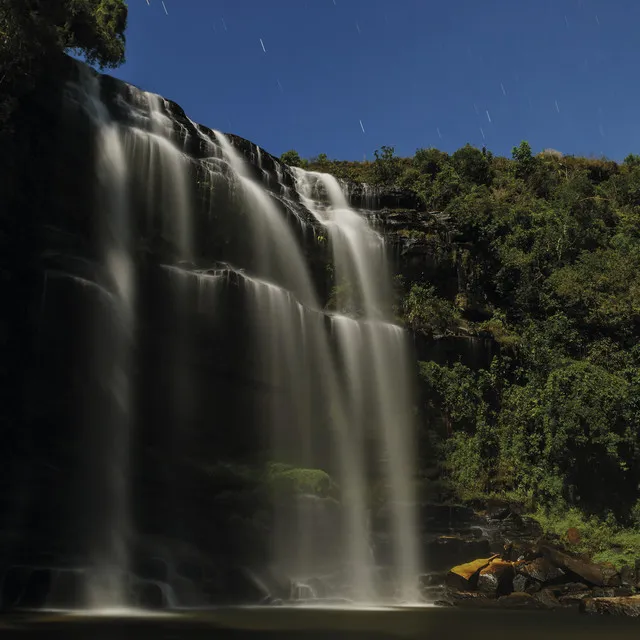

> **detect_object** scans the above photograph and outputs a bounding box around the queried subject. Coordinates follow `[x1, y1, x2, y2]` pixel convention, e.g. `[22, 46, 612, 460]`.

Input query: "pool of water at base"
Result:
[2, 605, 639, 640]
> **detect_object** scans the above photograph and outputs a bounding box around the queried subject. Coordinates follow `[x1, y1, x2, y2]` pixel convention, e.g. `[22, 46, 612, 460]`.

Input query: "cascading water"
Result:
[127, 92, 194, 262]
[64, 69, 197, 609]
[294, 169, 421, 601]
[71, 66, 135, 608]
[204, 133, 377, 602]
[26, 61, 423, 611]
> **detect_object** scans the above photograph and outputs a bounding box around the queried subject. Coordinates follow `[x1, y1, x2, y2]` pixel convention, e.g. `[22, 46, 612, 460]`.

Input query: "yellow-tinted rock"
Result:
[445, 555, 499, 590]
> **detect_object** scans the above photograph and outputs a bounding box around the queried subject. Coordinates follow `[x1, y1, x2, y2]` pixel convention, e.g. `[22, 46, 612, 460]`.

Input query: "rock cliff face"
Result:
[0, 58, 497, 609]
[0, 59, 420, 607]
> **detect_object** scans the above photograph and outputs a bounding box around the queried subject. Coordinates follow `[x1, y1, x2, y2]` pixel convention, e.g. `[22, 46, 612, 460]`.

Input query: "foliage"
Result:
[1, 0, 127, 67]
[293, 140, 639, 539]
[280, 149, 307, 168]
[0, 0, 127, 131]
[266, 463, 338, 499]
[402, 284, 459, 336]
[299, 138, 640, 548]
[452, 144, 491, 185]
[532, 507, 640, 569]
[372, 145, 403, 186]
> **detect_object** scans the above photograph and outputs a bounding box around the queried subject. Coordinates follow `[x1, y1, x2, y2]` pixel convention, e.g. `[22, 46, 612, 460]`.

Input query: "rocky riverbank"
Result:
[439, 540, 640, 616]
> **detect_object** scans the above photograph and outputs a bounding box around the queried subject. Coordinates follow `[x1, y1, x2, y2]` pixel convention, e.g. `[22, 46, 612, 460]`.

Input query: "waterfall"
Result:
[66, 69, 197, 609]
[204, 136, 377, 602]
[126, 92, 194, 263]
[42, 63, 422, 610]
[71, 66, 135, 608]
[294, 169, 421, 602]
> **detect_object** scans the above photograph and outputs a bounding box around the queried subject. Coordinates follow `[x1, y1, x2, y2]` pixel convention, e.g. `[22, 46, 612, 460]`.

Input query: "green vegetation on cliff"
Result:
[0, 0, 127, 130]
[285, 143, 640, 560]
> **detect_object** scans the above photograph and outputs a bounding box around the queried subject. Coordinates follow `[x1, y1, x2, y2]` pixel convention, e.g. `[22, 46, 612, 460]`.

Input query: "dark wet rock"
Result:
[485, 499, 512, 520]
[176, 560, 203, 583]
[425, 535, 491, 572]
[580, 595, 640, 617]
[614, 587, 635, 597]
[593, 587, 617, 598]
[305, 577, 329, 599]
[550, 582, 590, 597]
[620, 564, 634, 587]
[417, 334, 498, 371]
[501, 541, 540, 562]
[446, 590, 496, 608]
[417, 504, 486, 534]
[477, 559, 514, 596]
[497, 592, 546, 610]
[20, 568, 52, 608]
[1, 566, 30, 610]
[134, 556, 169, 582]
[512, 574, 542, 594]
[558, 592, 593, 608]
[171, 576, 208, 607]
[347, 185, 421, 212]
[137, 581, 167, 609]
[434, 599, 454, 607]
[47, 569, 83, 608]
[533, 588, 561, 609]
[515, 557, 565, 583]
[419, 572, 447, 589]
[540, 545, 621, 587]
[496, 513, 543, 547]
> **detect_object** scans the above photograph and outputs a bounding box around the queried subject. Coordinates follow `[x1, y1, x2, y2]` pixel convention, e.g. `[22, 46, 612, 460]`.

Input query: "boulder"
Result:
[446, 590, 496, 608]
[20, 569, 52, 608]
[497, 592, 546, 610]
[485, 499, 512, 520]
[502, 541, 537, 562]
[533, 588, 561, 609]
[558, 592, 593, 608]
[620, 564, 634, 587]
[580, 595, 640, 617]
[1, 566, 30, 610]
[512, 574, 541, 594]
[138, 581, 167, 609]
[445, 555, 499, 591]
[551, 582, 590, 597]
[515, 556, 565, 584]
[602, 563, 623, 587]
[540, 545, 621, 587]
[477, 559, 514, 596]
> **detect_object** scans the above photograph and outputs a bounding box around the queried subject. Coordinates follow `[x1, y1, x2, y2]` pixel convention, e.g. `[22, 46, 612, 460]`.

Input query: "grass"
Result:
[531, 506, 640, 568]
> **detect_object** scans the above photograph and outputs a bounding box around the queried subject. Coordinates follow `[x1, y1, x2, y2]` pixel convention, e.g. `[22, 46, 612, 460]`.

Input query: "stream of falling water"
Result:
[294, 169, 421, 602]
[207, 133, 377, 602]
[63, 66, 419, 608]
[73, 66, 135, 608]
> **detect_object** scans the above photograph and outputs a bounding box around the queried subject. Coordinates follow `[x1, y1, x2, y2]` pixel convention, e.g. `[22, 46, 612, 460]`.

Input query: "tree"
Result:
[512, 140, 536, 178]
[402, 284, 459, 336]
[0, 0, 127, 69]
[413, 147, 448, 178]
[280, 149, 304, 168]
[0, 0, 127, 129]
[372, 145, 402, 186]
[451, 144, 490, 185]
